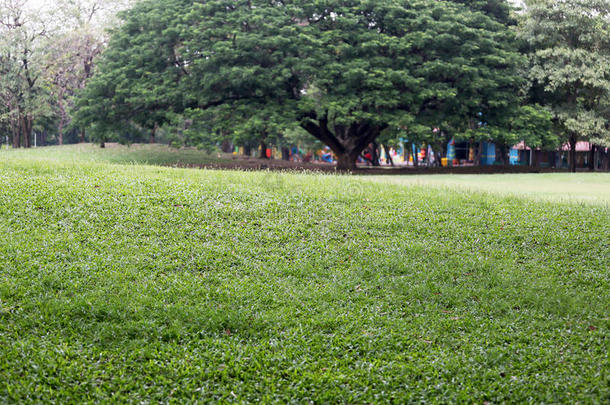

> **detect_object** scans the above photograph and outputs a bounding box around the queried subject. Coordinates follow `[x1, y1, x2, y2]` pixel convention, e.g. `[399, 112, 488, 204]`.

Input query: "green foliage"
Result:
[509, 104, 557, 148]
[0, 6, 53, 148]
[77, 0, 526, 168]
[519, 0, 610, 147]
[0, 153, 608, 402]
[413, 1, 524, 139]
[481, 104, 557, 159]
[74, 0, 191, 143]
[1, 0, 135, 147]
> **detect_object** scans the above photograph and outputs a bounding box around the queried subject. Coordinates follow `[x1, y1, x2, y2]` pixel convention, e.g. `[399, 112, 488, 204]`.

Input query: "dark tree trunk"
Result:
[58, 124, 64, 146]
[244, 145, 252, 157]
[473, 142, 482, 166]
[438, 146, 445, 167]
[602, 148, 609, 171]
[20, 115, 26, 148]
[41, 130, 47, 146]
[383, 144, 394, 167]
[21, 116, 32, 148]
[533, 150, 541, 169]
[569, 135, 577, 173]
[371, 141, 380, 166]
[439, 143, 447, 166]
[11, 120, 19, 148]
[496, 144, 508, 167]
[259, 140, 268, 159]
[281, 147, 290, 161]
[149, 124, 157, 144]
[301, 117, 386, 171]
[221, 139, 233, 153]
[426, 146, 432, 167]
[336, 153, 358, 171]
[412, 143, 419, 167]
[588, 144, 595, 171]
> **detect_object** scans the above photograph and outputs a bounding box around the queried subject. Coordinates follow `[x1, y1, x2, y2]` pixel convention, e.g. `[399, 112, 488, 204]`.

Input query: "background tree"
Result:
[0, 0, 133, 148]
[414, 0, 526, 163]
[0, 0, 49, 148]
[45, 30, 102, 145]
[77, 0, 525, 169]
[519, 0, 610, 172]
[74, 0, 187, 146]
[486, 104, 555, 165]
[47, 0, 135, 145]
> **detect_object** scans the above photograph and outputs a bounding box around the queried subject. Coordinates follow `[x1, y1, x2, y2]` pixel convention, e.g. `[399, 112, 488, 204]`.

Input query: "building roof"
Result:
[513, 141, 593, 152]
[561, 142, 592, 152]
[513, 141, 530, 151]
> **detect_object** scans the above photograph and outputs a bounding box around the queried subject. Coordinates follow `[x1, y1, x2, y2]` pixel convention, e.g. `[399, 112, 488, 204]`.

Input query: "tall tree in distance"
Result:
[45, 0, 134, 144]
[45, 30, 102, 145]
[413, 0, 526, 163]
[0, 0, 134, 147]
[519, 0, 610, 172]
[75, 0, 190, 147]
[0, 0, 49, 148]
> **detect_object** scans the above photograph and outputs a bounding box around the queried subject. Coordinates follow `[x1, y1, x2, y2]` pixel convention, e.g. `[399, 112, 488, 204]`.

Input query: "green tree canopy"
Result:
[78, 0, 525, 169]
[519, 0, 610, 171]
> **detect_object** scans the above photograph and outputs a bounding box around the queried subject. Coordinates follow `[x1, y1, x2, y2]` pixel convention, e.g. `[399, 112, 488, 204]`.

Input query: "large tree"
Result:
[519, 0, 610, 172]
[78, 0, 524, 169]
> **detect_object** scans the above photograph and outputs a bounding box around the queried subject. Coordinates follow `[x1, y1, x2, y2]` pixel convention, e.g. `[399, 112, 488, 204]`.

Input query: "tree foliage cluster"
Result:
[520, 0, 610, 171]
[4, 0, 610, 170]
[77, 0, 531, 169]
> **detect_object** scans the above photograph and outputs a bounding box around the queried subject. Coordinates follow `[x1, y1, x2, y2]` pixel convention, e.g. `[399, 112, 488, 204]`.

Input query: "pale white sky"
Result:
[26, 0, 524, 11]
[18, 0, 135, 31]
[24, 0, 133, 15]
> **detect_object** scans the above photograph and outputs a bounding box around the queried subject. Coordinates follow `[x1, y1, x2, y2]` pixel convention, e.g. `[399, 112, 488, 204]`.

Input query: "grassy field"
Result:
[371, 173, 610, 205]
[1, 143, 227, 167]
[0, 150, 608, 402]
[7, 144, 610, 205]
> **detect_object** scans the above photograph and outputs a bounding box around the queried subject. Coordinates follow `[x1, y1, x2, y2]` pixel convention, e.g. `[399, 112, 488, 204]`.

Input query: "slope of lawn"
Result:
[0, 154, 608, 403]
[1, 143, 227, 167]
[370, 173, 610, 205]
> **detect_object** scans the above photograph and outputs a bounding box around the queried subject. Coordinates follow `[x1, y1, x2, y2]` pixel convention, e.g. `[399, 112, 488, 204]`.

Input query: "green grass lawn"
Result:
[1, 143, 227, 167]
[370, 173, 610, 205]
[0, 152, 608, 403]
